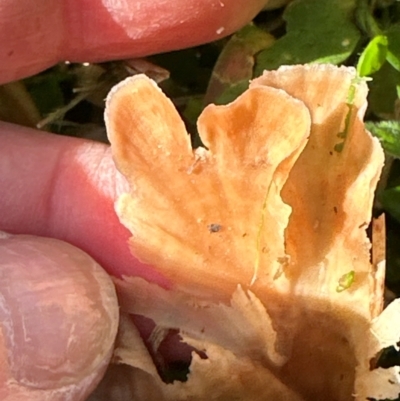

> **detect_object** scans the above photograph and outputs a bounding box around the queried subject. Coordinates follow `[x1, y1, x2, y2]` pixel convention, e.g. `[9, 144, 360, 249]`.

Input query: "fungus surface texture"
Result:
[104, 64, 400, 401]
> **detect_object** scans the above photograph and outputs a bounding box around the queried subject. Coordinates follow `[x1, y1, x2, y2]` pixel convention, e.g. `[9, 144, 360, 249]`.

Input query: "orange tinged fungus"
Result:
[105, 65, 400, 400]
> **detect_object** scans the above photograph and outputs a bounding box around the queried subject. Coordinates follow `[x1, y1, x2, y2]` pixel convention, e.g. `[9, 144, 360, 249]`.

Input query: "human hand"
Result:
[0, 0, 267, 399]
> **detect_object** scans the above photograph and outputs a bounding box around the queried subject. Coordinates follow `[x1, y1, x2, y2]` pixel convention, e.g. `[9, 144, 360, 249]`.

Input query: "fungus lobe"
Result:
[104, 64, 400, 401]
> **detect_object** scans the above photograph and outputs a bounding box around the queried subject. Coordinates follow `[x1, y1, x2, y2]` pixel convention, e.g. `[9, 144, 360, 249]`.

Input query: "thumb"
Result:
[0, 232, 119, 401]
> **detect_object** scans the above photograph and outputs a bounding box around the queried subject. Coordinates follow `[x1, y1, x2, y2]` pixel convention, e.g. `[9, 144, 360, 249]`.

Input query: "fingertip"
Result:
[0, 233, 119, 400]
[65, 0, 267, 61]
[0, 123, 166, 283]
[0, 0, 267, 83]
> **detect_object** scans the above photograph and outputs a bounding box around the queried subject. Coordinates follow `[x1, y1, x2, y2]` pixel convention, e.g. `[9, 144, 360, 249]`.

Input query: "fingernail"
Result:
[0, 233, 119, 398]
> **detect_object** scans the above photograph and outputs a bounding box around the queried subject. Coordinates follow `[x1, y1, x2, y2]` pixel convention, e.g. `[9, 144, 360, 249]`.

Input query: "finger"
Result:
[0, 123, 190, 363]
[0, 122, 167, 285]
[1, 0, 267, 84]
[0, 231, 119, 401]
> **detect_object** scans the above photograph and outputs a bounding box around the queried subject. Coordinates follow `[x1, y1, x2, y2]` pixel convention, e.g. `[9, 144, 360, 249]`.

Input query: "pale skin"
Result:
[0, 0, 267, 399]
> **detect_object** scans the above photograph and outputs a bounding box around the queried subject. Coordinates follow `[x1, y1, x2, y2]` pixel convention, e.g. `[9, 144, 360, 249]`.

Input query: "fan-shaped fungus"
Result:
[104, 64, 400, 401]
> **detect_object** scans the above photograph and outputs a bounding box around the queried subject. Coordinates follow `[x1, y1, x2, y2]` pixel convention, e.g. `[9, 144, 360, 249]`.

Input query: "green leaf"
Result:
[356, 35, 388, 77]
[386, 24, 400, 72]
[380, 186, 400, 224]
[336, 271, 355, 292]
[354, 0, 382, 38]
[215, 81, 250, 105]
[205, 24, 275, 105]
[24, 69, 67, 116]
[366, 25, 400, 117]
[366, 120, 400, 158]
[368, 62, 400, 118]
[182, 97, 203, 126]
[254, 0, 361, 75]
